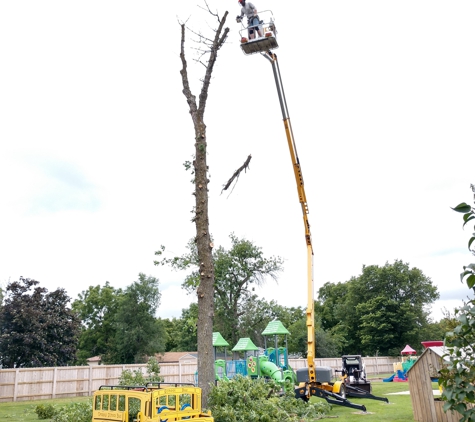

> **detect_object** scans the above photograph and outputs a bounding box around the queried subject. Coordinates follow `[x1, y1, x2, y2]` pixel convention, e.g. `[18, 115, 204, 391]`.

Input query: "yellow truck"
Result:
[92, 383, 213, 422]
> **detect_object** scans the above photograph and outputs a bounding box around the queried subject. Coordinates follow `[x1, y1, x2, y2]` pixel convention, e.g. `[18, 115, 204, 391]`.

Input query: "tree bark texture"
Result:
[179, 13, 229, 408]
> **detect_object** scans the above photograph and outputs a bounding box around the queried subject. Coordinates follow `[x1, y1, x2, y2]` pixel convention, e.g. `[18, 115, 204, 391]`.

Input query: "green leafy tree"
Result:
[110, 273, 167, 364]
[161, 317, 180, 351]
[351, 260, 439, 355]
[213, 234, 283, 345]
[72, 282, 121, 364]
[315, 327, 342, 358]
[418, 309, 456, 344]
[438, 309, 460, 332]
[164, 300, 308, 354]
[286, 312, 343, 358]
[157, 234, 283, 347]
[287, 317, 307, 357]
[236, 299, 302, 348]
[439, 186, 475, 421]
[234, 297, 273, 347]
[315, 281, 352, 353]
[316, 281, 348, 330]
[0, 277, 80, 368]
[316, 260, 439, 356]
[162, 303, 198, 352]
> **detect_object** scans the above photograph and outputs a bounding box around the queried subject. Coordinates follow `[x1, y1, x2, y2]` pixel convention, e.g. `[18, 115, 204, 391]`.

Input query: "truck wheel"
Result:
[333, 382, 346, 399]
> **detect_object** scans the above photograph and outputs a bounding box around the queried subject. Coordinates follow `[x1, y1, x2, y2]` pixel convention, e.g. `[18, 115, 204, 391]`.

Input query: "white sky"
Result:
[1, 1, 474, 325]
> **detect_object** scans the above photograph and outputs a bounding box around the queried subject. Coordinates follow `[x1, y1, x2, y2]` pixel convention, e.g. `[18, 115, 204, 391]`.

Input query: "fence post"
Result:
[13, 369, 19, 402]
[88, 366, 93, 396]
[52, 367, 57, 399]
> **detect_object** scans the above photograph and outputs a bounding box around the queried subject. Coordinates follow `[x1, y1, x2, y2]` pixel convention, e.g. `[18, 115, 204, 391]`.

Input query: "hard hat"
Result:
[238, 0, 244, 3]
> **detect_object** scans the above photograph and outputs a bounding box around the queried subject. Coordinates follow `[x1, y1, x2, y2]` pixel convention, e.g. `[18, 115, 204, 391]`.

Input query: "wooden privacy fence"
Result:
[290, 356, 399, 375]
[0, 356, 398, 403]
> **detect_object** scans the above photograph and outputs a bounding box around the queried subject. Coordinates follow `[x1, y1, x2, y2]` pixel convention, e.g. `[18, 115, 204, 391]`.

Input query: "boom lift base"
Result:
[295, 384, 367, 412]
[345, 385, 390, 403]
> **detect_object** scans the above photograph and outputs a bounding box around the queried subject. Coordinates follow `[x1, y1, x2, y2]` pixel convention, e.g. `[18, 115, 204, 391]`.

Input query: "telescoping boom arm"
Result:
[260, 49, 367, 412]
[262, 51, 316, 383]
[255, 40, 368, 411]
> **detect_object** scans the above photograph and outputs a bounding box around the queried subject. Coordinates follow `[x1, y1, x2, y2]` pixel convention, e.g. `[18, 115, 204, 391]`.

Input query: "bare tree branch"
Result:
[186, 26, 215, 45]
[221, 154, 252, 195]
[198, 0, 221, 22]
[179, 23, 199, 127]
[198, 11, 229, 116]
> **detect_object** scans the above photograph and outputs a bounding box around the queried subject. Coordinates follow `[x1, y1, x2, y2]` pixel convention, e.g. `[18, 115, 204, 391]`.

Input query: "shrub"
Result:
[118, 368, 147, 386]
[118, 356, 164, 386]
[208, 375, 330, 422]
[439, 188, 475, 421]
[35, 404, 57, 419]
[51, 401, 92, 422]
[146, 356, 164, 383]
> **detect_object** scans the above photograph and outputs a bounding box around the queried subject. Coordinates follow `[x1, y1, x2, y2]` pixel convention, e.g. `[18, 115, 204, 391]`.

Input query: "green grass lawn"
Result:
[0, 397, 90, 421]
[0, 380, 439, 421]
[310, 380, 440, 421]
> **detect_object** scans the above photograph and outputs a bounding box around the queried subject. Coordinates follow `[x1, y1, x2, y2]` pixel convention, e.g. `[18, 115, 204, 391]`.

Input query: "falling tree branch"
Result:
[221, 154, 252, 195]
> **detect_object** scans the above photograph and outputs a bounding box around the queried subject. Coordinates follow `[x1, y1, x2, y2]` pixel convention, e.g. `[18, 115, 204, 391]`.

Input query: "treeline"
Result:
[0, 235, 455, 368]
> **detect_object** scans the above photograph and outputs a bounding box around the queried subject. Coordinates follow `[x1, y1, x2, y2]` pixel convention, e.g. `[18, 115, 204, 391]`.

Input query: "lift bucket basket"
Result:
[239, 10, 278, 55]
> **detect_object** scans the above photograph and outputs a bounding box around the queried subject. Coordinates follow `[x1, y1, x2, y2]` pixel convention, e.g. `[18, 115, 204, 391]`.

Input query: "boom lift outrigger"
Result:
[239, 15, 368, 412]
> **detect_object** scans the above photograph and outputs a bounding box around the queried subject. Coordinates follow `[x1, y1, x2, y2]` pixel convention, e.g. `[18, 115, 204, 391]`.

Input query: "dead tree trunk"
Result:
[179, 10, 229, 408]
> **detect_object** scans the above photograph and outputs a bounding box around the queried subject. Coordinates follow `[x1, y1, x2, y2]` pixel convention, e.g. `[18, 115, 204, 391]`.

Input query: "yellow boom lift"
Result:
[239, 12, 368, 412]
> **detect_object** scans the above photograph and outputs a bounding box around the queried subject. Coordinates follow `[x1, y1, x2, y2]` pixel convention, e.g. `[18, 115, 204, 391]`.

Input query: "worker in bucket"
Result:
[236, 0, 263, 39]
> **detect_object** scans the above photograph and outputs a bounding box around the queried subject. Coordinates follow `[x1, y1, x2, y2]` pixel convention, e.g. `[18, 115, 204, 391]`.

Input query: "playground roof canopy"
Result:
[232, 337, 259, 352]
[261, 320, 290, 336]
[212, 332, 229, 347]
[421, 340, 444, 348]
[401, 344, 417, 355]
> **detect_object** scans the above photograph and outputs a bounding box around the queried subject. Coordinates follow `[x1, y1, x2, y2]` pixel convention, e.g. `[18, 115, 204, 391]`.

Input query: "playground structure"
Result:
[92, 383, 213, 422]
[213, 321, 296, 391]
[212, 332, 230, 382]
[213, 321, 389, 409]
[383, 344, 418, 382]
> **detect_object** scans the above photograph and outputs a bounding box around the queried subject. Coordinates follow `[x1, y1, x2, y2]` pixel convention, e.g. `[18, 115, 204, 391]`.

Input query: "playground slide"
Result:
[382, 370, 408, 382]
[259, 361, 294, 386]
